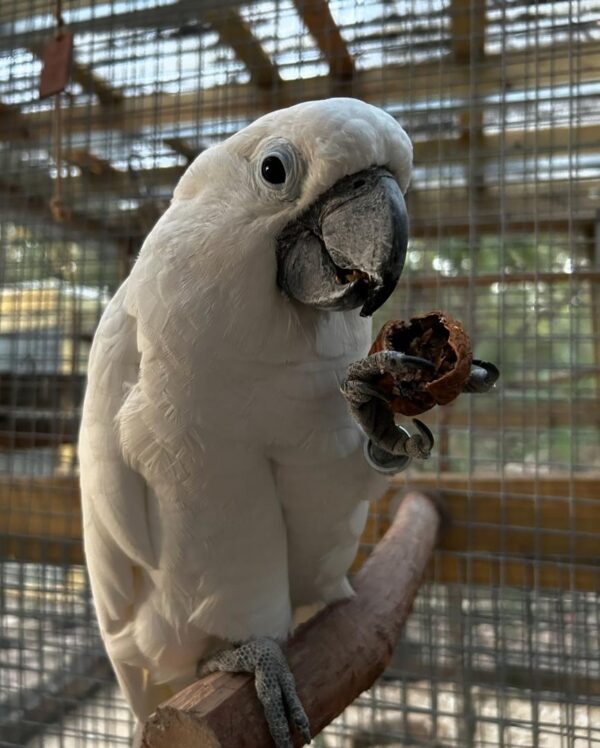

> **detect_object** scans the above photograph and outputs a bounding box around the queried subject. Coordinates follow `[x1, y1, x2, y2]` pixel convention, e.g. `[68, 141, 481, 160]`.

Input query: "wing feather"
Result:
[79, 282, 157, 716]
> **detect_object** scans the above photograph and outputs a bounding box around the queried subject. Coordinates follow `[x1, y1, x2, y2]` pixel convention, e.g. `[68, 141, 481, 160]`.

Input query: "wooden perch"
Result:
[142, 489, 441, 748]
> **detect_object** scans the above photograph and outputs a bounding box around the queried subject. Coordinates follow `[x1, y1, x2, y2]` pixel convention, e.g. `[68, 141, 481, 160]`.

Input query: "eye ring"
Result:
[261, 155, 287, 185]
[256, 139, 304, 198]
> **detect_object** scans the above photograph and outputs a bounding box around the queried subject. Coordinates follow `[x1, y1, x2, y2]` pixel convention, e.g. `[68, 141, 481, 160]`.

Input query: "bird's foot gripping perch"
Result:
[341, 351, 436, 473]
[197, 637, 311, 748]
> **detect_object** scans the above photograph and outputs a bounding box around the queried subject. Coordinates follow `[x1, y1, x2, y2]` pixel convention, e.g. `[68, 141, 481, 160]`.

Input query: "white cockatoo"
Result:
[80, 98, 496, 746]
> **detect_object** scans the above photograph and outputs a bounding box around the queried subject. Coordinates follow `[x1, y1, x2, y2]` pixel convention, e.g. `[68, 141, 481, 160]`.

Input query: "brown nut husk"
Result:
[369, 311, 473, 416]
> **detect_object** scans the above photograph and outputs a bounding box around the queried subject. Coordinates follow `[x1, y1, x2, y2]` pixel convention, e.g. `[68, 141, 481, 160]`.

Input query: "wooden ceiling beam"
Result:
[67, 148, 119, 181]
[17, 124, 593, 197]
[292, 0, 354, 88]
[57, 174, 597, 237]
[0, 101, 33, 141]
[412, 124, 600, 164]
[0, 0, 242, 49]
[2, 40, 595, 144]
[450, 0, 485, 64]
[11, 162, 590, 239]
[201, 8, 280, 89]
[450, 0, 487, 202]
[163, 137, 204, 164]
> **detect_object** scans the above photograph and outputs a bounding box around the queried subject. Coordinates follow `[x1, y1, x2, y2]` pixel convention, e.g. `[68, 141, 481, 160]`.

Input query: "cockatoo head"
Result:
[173, 98, 412, 318]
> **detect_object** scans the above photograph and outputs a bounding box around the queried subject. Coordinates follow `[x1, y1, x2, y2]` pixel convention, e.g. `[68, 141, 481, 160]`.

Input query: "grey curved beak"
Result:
[321, 168, 408, 316]
[276, 167, 408, 317]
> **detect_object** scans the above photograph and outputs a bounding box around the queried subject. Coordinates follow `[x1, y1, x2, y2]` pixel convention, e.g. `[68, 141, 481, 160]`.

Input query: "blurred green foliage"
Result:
[0, 223, 120, 290]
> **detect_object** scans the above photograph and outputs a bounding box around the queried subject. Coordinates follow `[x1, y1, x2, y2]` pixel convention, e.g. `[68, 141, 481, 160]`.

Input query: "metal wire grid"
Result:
[0, 0, 599, 745]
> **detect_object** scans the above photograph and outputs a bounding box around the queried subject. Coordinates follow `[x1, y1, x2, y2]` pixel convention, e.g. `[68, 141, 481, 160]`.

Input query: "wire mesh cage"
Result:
[0, 0, 599, 746]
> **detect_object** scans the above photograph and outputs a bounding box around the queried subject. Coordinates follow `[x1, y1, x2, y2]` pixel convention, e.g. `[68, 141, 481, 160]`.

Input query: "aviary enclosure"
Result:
[0, 0, 598, 745]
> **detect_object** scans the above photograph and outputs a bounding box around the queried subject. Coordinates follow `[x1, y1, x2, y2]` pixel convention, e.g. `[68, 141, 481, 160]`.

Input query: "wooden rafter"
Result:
[67, 61, 124, 107]
[22, 43, 166, 250]
[163, 137, 205, 164]
[3, 158, 596, 240]
[450, 0, 485, 64]
[406, 177, 599, 236]
[32, 125, 597, 197]
[1, 40, 595, 145]
[412, 124, 600, 163]
[202, 8, 280, 89]
[104, 177, 598, 237]
[68, 149, 119, 181]
[0, 0, 242, 49]
[450, 0, 487, 205]
[14, 171, 588, 238]
[292, 0, 354, 87]
[0, 101, 32, 141]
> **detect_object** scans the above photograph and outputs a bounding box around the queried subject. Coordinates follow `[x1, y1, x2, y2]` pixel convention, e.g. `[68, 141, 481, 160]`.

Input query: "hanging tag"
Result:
[39, 29, 73, 99]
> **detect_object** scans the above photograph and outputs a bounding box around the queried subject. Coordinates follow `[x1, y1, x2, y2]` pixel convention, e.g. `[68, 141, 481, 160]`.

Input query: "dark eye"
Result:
[261, 156, 286, 185]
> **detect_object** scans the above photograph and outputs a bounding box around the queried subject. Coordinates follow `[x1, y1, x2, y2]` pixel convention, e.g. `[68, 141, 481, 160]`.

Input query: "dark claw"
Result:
[364, 418, 435, 472]
[343, 351, 438, 468]
[412, 418, 434, 453]
[464, 359, 500, 393]
[384, 351, 436, 372]
[364, 439, 412, 473]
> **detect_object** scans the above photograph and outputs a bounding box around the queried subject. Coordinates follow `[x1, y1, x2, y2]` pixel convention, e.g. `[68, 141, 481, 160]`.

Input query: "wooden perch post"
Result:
[142, 489, 441, 748]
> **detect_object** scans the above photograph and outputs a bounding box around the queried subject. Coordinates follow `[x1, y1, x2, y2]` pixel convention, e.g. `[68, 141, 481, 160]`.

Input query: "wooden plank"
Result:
[0, 412, 79, 450]
[201, 8, 280, 89]
[357, 475, 600, 567]
[430, 553, 599, 592]
[25, 131, 597, 191]
[292, 0, 354, 84]
[3, 41, 597, 143]
[415, 398, 600, 430]
[14, 123, 595, 203]
[2, 473, 599, 592]
[0, 475, 83, 565]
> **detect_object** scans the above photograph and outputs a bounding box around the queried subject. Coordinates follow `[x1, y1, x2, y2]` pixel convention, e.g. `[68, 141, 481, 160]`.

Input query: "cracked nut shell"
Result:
[369, 311, 473, 416]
